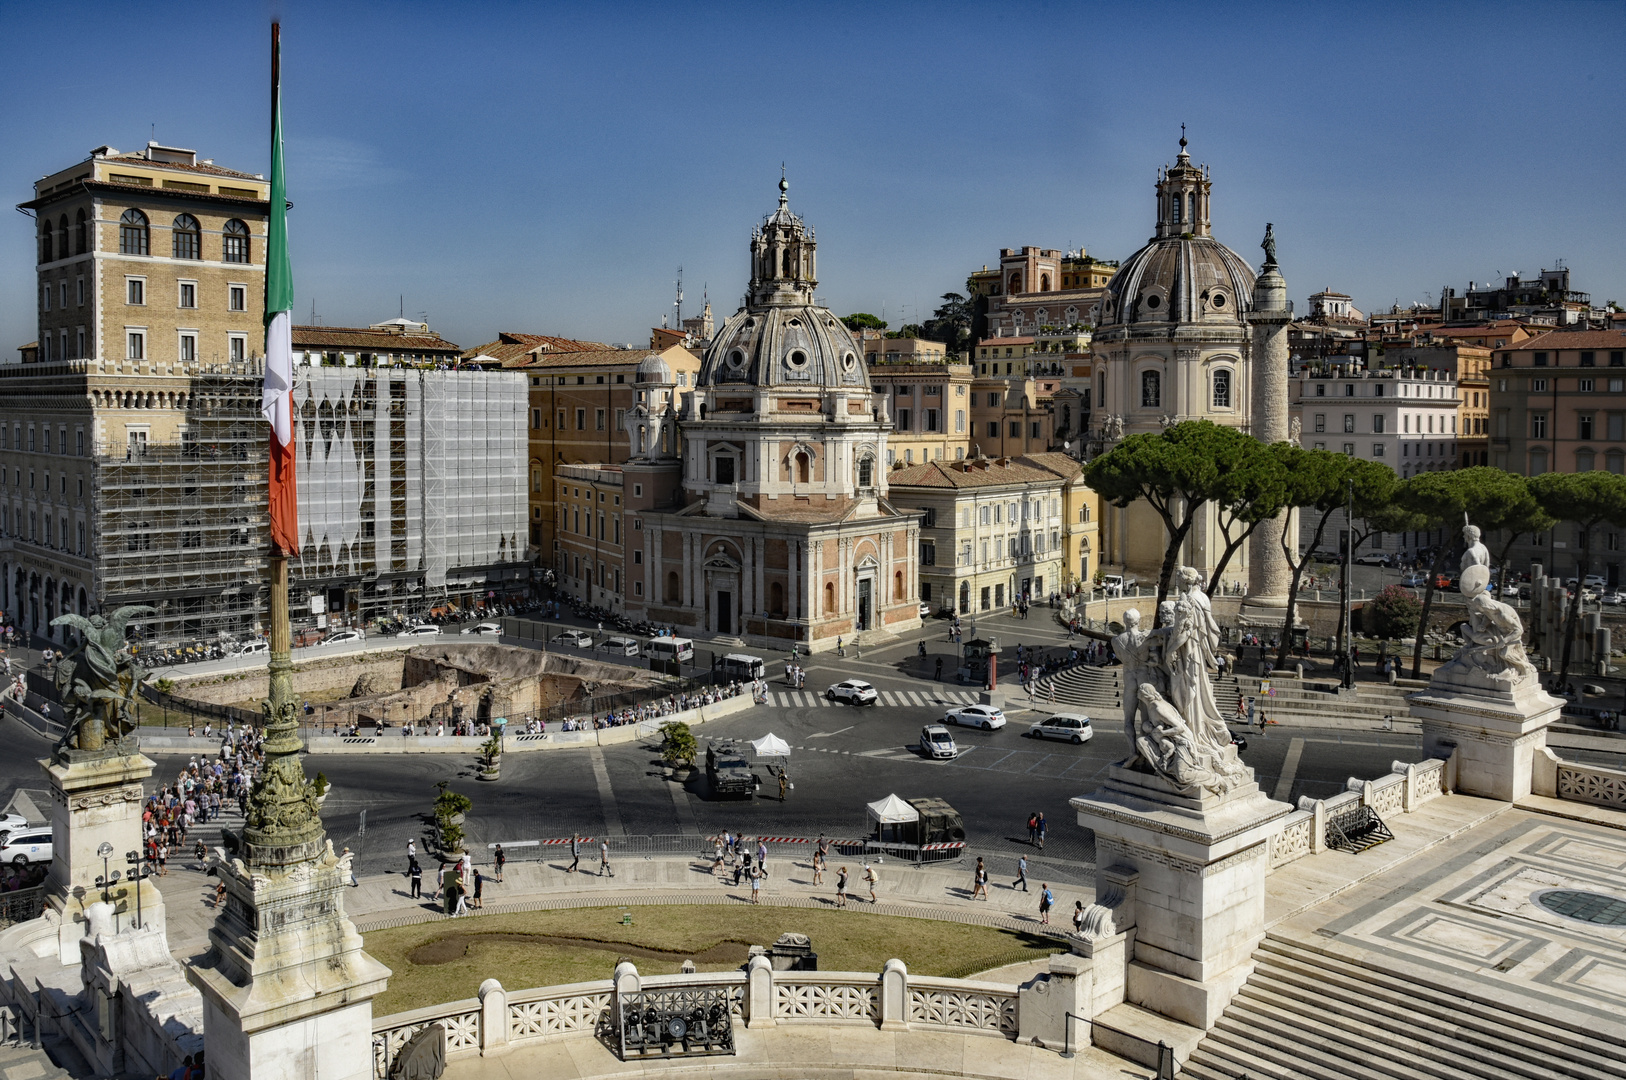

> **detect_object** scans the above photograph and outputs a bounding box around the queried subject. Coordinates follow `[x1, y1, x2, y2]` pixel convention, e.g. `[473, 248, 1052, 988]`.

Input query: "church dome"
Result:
[635, 351, 673, 384]
[1096, 136, 1257, 331]
[698, 178, 870, 392]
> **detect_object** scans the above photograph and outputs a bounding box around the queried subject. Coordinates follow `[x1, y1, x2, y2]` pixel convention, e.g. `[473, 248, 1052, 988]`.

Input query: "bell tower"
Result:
[1155, 128, 1211, 239]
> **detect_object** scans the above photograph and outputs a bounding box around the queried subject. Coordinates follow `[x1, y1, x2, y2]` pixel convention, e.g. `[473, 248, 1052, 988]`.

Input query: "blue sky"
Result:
[2, 1, 1622, 354]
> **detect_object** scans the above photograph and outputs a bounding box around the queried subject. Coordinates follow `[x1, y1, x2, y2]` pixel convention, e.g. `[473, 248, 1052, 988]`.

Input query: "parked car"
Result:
[0, 813, 30, 841]
[460, 622, 502, 636]
[945, 703, 1006, 730]
[827, 679, 878, 705]
[920, 725, 958, 759]
[1028, 713, 1094, 743]
[1353, 552, 1391, 566]
[1599, 589, 1624, 606]
[0, 828, 53, 865]
[1400, 572, 1429, 588]
[553, 630, 594, 649]
[323, 628, 365, 646]
[918, 602, 933, 618]
[396, 624, 442, 639]
[1311, 550, 1343, 563]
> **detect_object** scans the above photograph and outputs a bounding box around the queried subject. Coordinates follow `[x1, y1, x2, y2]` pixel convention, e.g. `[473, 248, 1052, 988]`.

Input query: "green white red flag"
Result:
[261, 22, 298, 555]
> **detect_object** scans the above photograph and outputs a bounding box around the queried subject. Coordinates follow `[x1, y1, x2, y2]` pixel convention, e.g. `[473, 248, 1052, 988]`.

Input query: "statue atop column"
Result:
[1261, 223, 1278, 271]
[49, 604, 154, 755]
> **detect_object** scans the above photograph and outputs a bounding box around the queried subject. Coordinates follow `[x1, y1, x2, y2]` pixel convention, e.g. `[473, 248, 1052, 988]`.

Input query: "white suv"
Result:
[0, 828, 53, 865]
[396, 624, 442, 639]
[1029, 713, 1094, 744]
[827, 679, 878, 705]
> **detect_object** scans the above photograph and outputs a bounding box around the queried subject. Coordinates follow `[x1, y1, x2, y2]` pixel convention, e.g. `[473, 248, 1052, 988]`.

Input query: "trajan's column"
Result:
[1246, 225, 1294, 610]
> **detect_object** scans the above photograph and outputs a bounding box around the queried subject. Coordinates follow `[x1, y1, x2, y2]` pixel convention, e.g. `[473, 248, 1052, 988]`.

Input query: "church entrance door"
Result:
[857, 579, 872, 632]
[717, 590, 733, 635]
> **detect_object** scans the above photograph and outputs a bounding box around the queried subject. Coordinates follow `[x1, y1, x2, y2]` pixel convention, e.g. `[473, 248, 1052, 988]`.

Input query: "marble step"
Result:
[1255, 937, 1625, 1067]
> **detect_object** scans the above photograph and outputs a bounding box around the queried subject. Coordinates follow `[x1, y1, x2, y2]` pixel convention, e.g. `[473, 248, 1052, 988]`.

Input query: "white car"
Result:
[460, 622, 502, 636]
[1029, 713, 1094, 744]
[945, 703, 1006, 730]
[826, 679, 878, 705]
[1353, 552, 1391, 566]
[920, 724, 957, 759]
[237, 639, 269, 655]
[918, 602, 933, 618]
[323, 628, 365, 646]
[0, 813, 30, 836]
[554, 630, 594, 649]
[396, 624, 442, 639]
[0, 828, 53, 865]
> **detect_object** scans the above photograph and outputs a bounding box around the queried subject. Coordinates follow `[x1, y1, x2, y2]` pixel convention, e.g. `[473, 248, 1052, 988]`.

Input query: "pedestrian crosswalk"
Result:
[764, 689, 983, 709]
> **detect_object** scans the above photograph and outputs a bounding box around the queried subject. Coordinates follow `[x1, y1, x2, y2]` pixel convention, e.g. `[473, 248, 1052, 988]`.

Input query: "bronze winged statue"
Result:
[49, 604, 155, 753]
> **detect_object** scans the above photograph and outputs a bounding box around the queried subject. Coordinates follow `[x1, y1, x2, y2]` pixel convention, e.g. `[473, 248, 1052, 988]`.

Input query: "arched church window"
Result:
[1170, 194, 1182, 224]
[782, 249, 792, 276]
[1040, 274, 1050, 292]
[1212, 369, 1232, 409]
[857, 457, 874, 488]
[1188, 193, 1196, 222]
[1009, 272, 1022, 293]
[1141, 370, 1161, 408]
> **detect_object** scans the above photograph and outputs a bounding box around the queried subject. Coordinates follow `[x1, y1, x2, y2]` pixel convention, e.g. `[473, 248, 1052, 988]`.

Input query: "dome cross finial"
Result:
[1179, 123, 1186, 150]
[779, 163, 788, 205]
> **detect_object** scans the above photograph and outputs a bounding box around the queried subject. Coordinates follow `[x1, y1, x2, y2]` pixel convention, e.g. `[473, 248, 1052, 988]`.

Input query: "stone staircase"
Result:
[1182, 934, 1626, 1080]
[1046, 665, 1247, 722]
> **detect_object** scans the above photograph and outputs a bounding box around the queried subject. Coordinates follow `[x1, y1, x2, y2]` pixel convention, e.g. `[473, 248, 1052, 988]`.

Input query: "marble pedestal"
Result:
[44, 751, 166, 965]
[1408, 667, 1563, 803]
[185, 843, 390, 1080]
[1072, 764, 1291, 1029]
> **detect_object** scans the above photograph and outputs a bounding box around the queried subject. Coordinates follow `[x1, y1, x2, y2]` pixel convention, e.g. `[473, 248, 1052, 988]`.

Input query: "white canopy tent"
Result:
[751, 733, 792, 758]
[865, 793, 919, 825]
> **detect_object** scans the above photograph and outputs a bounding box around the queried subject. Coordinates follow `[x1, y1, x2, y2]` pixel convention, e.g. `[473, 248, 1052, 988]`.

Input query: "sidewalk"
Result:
[158, 846, 1087, 960]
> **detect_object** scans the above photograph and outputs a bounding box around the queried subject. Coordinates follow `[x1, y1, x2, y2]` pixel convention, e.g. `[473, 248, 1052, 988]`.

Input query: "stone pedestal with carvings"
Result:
[1072, 764, 1291, 1029]
[44, 750, 166, 965]
[1409, 665, 1563, 803]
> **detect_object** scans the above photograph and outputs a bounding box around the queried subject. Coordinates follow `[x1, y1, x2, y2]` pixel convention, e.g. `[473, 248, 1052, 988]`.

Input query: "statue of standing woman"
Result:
[1261, 223, 1278, 270]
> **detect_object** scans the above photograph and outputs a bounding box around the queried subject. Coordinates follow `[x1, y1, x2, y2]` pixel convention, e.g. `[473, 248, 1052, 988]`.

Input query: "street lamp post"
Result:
[125, 847, 145, 928]
[95, 841, 122, 933]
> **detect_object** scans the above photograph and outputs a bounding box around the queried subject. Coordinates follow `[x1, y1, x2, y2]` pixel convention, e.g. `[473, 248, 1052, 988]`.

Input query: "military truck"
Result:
[705, 740, 760, 798]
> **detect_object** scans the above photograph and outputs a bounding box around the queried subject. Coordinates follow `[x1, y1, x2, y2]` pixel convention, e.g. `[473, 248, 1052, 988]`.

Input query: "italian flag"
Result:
[261, 23, 298, 556]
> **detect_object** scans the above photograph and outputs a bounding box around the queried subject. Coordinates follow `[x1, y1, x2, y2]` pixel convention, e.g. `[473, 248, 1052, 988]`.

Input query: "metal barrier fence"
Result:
[0, 886, 46, 929]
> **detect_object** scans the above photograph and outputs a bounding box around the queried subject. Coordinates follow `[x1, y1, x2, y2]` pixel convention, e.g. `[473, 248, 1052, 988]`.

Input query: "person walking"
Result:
[935, 657, 943, 681]
[778, 770, 789, 802]
[864, 861, 879, 904]
[971, 857, 989, 900]
[409, 859, 422, 899]
[1036, 812, 1047, 851]
[600, 839, 613, 878]
[1026, 812, 1038, 845]
[811, 843, 825, 885]
[407, 838, 416, 862]
[1038, 883, 1053, 925]
[836, 635, 844, 657]
[493, 844, 505, 883]
[1072, 899, 1085, 934]
[472, 869, 484, 909]
[756, 839, 769, 878]
[835, 865, 848, 908]
[1013, 854, 1029, 893]
[568, 832, 581, 874]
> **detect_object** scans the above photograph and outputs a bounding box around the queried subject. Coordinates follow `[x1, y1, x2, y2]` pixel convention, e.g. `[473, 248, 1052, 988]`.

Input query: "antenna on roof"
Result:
[310, 298, 318, 326]
[675, 266, 683, 329]
[400, 294, 404, 318]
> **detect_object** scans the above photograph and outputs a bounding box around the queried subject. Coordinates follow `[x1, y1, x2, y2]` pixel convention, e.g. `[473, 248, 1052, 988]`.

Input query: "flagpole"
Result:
[266, 18, 293, 727]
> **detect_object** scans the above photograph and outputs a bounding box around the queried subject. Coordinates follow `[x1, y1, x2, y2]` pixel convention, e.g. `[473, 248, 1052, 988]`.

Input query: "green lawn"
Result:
[364, 904, 1059, 1016]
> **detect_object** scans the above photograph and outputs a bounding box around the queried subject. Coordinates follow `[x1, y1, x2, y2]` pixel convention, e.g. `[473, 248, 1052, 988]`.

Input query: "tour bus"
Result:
[717, 653, 765, 680]
[645, 637, 695, 664]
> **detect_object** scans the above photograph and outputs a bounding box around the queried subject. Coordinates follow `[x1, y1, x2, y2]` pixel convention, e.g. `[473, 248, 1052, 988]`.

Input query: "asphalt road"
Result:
[0, 607, 1445, 883]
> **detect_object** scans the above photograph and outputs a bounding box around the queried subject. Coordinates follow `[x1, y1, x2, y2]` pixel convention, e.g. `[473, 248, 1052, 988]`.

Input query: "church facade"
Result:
[618, 179, 922, 650]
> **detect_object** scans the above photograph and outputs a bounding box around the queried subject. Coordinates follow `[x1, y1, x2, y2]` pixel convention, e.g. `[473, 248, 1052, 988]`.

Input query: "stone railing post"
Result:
[879, 959, 908, 1031]
[1399, 762, 1417, 811]
[478, 979, 509, 1056]
[745, 955, 775, 1029]
[612, 961, 640, 1031]
[1361, 779, 1375, 808]
[1298, 797, 1327, 854]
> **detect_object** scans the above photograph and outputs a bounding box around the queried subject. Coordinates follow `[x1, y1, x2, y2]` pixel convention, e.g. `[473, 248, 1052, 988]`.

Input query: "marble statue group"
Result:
[48, 604, 154, 754]
[1112, 567, 1250, 795]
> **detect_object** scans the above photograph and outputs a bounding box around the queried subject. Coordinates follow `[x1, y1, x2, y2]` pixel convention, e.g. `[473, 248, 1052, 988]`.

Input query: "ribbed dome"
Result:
[699, 305, 868, 391]
[1097, 236, 1256, 329]
[635, 351, 673, 384]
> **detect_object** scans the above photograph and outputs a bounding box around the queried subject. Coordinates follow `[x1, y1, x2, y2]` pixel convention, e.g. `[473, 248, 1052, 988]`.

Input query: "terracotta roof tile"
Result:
[292, 326, 460, 352]
[888, 456, 1073, 489]
[1507, 329, 1626, 351]
[462, 332, 611, 365]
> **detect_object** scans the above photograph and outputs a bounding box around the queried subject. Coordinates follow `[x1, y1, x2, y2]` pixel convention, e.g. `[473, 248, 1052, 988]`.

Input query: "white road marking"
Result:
[807, 726, 854, 738]
[1273, 737, 1306, 802]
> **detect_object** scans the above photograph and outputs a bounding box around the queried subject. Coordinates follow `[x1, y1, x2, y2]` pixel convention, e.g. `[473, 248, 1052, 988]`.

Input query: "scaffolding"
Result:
[86, 366, 529, 646]
[92, 372, 268, 643]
